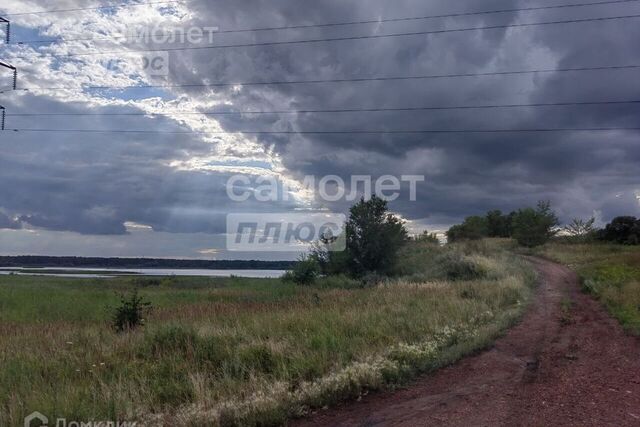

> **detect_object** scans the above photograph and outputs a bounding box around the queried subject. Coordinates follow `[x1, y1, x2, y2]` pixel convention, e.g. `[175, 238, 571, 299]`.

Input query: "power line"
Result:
[2, 0, 186, 17]
[12, 64, 640, 93]
[2, 127, 639, 135]
[6, 100, 640, 117]
[10, 0, 640, 46]
[12, 13, 640, 59]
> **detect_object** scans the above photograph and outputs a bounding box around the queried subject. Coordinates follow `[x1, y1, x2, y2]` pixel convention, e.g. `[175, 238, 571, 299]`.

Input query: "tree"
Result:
[601, 216, 640, 244]
[564, 217, 596, 237]
[511, 201, 559, 247]
[486, 210, 513, 238]
[345, 196, 408, 276]
[309, 232, 349, 276]
[446, 216, 488, 242]
[413, 230, 440, 244]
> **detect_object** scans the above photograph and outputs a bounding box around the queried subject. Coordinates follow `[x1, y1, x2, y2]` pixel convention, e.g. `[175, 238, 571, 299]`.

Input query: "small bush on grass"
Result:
[112, 290, 152, 333]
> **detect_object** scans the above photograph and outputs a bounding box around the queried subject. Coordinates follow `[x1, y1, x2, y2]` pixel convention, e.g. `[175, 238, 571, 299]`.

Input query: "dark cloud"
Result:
[0, 0, 639, 254]
[174, 0, 640, 225]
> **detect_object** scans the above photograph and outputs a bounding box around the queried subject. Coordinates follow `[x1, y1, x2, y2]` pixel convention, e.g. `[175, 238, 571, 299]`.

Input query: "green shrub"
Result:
[284, 255, 320, 286]
[111, 290, 151, 332]
[435, 252, 486, 281]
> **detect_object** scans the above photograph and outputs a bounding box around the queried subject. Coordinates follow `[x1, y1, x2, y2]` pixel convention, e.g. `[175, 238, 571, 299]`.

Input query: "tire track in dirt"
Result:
[292, 257, 640, 426]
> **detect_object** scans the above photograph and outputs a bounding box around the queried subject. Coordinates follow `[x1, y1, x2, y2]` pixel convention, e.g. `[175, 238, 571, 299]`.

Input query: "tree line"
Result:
[287, 197, 640, 286]
[447, 204, 640, 247]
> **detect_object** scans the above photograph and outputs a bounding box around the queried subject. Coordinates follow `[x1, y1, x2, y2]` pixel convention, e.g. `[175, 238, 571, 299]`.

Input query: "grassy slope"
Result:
[0, 240, 535, 426]
[536, 242, 640, 335]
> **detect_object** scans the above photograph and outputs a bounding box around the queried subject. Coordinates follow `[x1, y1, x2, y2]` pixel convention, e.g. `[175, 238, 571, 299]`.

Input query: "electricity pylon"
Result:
[0, 16, 9, 43]
[0, 59, 16, 91]
[1, 17, 17, 132]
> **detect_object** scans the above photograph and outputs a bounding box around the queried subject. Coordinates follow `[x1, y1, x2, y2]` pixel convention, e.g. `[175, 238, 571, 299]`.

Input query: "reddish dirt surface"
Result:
[293, 257, 640, 427]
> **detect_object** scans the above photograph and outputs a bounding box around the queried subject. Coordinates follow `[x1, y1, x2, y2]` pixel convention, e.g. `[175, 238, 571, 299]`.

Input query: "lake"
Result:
[0, 267, 286, 279]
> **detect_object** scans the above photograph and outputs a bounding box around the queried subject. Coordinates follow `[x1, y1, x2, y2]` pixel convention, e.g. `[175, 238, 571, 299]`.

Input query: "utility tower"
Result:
[0, 60, 17, 90]
[0, 16, 8, 43]
[0, 16, 16, 131]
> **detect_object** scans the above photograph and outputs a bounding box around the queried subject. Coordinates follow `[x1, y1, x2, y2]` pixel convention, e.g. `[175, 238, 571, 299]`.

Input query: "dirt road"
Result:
[293, 257, 640, 426]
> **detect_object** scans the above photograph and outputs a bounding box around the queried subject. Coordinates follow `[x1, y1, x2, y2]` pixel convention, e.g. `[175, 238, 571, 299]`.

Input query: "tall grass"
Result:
[536, 242, 640, 334]
[0, 240, 534, 426]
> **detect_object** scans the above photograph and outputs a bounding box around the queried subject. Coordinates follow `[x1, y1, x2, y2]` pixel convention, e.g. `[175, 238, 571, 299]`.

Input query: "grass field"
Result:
[0, 240, 535, 426]
[536, 242, 640, 335]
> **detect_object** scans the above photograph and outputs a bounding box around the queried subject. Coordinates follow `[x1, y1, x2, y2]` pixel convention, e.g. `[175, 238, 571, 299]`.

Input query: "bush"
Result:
[112, 290, 152, 332]
[435, 252, 486, 281]
[284, 255, 320, 286]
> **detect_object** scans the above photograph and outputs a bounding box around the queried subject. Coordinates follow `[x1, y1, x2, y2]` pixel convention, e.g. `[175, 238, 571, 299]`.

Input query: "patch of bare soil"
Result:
[292, 257, 640, 426]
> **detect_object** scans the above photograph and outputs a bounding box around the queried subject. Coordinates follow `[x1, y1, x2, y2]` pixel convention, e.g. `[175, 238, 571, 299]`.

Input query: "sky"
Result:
[0, 0, 639, 260]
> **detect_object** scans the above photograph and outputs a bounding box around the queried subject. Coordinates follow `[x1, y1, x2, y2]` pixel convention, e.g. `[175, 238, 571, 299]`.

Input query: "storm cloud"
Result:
[0, 0, 639, 256]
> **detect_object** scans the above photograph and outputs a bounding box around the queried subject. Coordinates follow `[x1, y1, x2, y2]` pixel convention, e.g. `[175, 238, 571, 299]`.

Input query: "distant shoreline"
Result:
[0, 256, 295, 271]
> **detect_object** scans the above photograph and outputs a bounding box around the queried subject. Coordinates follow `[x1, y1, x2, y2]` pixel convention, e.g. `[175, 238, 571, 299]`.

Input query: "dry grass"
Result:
[0, 240, 534, 426]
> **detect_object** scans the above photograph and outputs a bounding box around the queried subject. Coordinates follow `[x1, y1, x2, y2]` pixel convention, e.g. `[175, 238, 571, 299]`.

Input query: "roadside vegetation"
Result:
[7, 196, 637, 426]
[536, 242, 640, 335]
[528, 214, 640, 335]
[447, 205, 640, 336]
[446, 201, 560, 248]
[0, 239, 534, 425]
